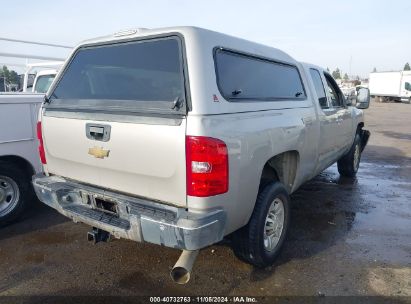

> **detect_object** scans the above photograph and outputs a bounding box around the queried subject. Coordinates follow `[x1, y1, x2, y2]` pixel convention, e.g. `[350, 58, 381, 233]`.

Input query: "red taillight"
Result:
[186, 136, 228, 197]
[36, 121, 47, 164]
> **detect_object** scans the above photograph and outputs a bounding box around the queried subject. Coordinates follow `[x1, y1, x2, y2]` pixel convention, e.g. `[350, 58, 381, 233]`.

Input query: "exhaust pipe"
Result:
[170, 250, 199, 284]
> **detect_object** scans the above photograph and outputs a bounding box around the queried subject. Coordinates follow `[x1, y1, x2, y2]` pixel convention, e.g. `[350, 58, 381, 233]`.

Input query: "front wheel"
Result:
[232, 181, 290, 268]
[337, 133, 362, 177]
[0, 162, 33, 227]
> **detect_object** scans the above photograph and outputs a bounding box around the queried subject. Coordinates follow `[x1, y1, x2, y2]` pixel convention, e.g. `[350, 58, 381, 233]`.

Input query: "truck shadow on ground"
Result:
[378, 131, 411, 141]
[0, 201, 68, 242]
[362, 144, 411, 165]
[248, 145, 411, 283]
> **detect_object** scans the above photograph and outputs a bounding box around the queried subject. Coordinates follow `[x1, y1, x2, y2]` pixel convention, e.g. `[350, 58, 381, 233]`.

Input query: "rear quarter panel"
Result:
[187, 106, 318, 235]
[183, 30, 321, 234]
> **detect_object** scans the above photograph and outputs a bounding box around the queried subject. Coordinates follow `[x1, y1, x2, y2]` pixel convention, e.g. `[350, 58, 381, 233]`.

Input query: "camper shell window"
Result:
[214, 48, 306, 102]
[47, 36, 187, 115]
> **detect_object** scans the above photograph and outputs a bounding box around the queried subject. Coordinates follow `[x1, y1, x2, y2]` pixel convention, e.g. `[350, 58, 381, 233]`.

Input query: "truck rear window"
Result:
[48, 36, 186, 114]
[215, 49, 306, 101]
[34, 75, 55, 93]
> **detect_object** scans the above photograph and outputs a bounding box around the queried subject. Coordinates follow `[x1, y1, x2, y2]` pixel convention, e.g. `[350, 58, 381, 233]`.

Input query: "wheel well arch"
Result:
[259, 151, 300, 193]
[0, 155, 35, 177]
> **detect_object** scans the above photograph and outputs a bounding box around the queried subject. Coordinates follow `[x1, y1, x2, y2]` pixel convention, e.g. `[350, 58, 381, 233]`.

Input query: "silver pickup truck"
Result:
[32, 27, 370, 283]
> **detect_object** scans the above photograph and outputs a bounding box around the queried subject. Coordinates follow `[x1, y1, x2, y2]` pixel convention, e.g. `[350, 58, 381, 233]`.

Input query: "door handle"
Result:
[86, 123, 111, 142]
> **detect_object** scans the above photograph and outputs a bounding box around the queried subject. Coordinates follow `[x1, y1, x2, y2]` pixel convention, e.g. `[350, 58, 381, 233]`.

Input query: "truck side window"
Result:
[309, 68, 328, 109]
[324, 73, 344, 107]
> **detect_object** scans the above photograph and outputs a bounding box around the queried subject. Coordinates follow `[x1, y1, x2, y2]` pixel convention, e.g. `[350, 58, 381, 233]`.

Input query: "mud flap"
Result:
[360, 129, 370, 152]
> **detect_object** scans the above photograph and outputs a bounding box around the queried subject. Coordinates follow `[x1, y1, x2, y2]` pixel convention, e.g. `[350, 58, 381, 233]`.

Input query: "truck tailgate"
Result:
[42, 115, 187, 207]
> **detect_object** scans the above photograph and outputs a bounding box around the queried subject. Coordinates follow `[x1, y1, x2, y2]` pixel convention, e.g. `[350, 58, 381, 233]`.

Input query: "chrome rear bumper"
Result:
[32, 174, 226, 250]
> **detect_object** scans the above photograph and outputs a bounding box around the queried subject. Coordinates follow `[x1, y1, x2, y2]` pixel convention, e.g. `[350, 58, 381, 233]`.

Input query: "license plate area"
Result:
[80, 192, 119, 216]
[95, 197, 118, 215]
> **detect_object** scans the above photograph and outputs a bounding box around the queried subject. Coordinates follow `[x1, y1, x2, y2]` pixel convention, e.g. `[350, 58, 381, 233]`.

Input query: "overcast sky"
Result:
[1, 0, 410, 77]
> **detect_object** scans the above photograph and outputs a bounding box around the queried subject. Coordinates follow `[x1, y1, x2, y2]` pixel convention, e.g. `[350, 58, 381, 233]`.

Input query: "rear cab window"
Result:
[46, 36, 187, 115]
[214, 49, 306, 102]
[34, 75, 56, 93]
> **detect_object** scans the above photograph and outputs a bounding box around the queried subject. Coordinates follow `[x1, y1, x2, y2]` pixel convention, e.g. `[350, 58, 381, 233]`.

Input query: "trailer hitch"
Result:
[87, 227, 111, 244]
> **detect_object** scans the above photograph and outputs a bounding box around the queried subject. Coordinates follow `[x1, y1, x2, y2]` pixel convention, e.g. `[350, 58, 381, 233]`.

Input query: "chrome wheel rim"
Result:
[353, 144, 360, 171]
[264, 198, 285, 252]
[0, 176, 20, 217]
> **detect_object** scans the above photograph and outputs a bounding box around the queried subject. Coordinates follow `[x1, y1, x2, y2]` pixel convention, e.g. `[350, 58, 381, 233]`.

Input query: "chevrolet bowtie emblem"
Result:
[88, 146, 110, 159]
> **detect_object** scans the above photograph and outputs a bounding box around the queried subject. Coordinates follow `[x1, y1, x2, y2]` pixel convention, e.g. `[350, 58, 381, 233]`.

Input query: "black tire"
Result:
[232, 182, 290, 268]
[337, 133, 362, 177]
[0, 162, 33, 227]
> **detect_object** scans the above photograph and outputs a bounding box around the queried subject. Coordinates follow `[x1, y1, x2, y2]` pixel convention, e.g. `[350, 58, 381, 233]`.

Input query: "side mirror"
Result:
[356, 88, 370, 109]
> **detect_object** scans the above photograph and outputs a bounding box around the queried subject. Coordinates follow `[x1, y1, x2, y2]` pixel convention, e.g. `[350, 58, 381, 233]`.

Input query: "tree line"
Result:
[0, 66, 19, 84]
[372, 63, 410, 73]
[327, 67, 357, 81]
[328, 62, 410, 80]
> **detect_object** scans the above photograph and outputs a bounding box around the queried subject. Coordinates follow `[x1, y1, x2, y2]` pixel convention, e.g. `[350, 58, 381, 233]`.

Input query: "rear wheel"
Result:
[0, 162, 33, 227]
[232, 182, 290, 268]
[337, 133, 362, 177]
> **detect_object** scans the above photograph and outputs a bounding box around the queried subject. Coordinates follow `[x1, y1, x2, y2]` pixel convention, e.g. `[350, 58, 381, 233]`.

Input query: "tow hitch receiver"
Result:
[87, 227, 111, 244]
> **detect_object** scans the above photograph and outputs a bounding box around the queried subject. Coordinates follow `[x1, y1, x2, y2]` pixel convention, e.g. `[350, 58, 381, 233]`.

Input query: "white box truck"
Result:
[369, 71, 411, 103]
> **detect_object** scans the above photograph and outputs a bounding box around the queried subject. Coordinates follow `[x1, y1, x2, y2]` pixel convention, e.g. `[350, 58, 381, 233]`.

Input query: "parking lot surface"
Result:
[0, 102, 410, 298]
